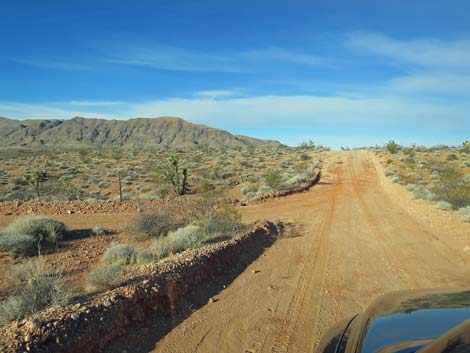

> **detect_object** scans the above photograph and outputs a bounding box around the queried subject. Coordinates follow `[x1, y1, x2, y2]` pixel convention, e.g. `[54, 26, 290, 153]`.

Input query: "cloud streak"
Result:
[101, 43, 329, 73]
[348, 32, 470, 71]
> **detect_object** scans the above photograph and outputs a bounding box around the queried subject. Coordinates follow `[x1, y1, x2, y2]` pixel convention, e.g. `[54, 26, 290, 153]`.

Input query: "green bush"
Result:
[167, 225, 206, 253]
[0, 296, 24, 326]
[413, 188, 436, 202]
[5, 216, 67, 244]
[432, 167, 470, 209]
[101, 243, 138, 266]
[150, 237, 171, 260]
[0, 233, 37, 258]
[128, 205, 188, 238]
[136, 251, 156, 265]
[386, 140, 399, 154]
[196, 204, 243, 237]
[458, 207, 470, 222]
[0, 259, 70, 326]
[262, 169, 282, 189]
[436, 201, 453, 211]
[85, 265, 122, 292]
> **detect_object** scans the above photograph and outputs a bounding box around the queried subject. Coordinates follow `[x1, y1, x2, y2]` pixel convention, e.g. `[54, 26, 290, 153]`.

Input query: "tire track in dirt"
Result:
[270, 167, 341, 353]
[348, 154, 431, 288]
[60, 151, 470, 353]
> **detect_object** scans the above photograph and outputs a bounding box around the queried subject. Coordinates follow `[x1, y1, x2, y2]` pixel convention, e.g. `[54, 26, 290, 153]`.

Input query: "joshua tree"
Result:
[157, 154, 190, 196]
[22, 171, 43, 201]
[462, 140, 470, 154]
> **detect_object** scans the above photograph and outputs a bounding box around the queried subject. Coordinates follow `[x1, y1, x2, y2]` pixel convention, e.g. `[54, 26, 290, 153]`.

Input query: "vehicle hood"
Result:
[345, 289, 470, 353]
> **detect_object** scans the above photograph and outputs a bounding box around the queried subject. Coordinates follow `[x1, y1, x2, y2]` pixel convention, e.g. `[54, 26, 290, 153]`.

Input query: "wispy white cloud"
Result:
[388, 73, 470, 96]
[0, 102, 115, 120]
[348, 32, 470, 71]
[195, 90, 239, 98]
[101, 43, 329, 72]
[103, 44, 248, 73]
[241, 47, 332, 67]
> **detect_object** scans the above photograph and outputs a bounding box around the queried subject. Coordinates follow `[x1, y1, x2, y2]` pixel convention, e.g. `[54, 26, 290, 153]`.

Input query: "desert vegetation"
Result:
[0, 144, 323, 203]
[0, 195, 246, 326]
[0, 142, 324, 327]
[377, 140, 470, 222]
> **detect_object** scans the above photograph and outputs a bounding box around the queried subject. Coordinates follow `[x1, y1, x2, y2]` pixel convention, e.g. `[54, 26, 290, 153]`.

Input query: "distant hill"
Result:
[0, 116, 281, 149]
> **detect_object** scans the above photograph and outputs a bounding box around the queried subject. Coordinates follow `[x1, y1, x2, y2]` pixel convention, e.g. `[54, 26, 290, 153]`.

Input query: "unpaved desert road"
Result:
[148, 150, 470, 353]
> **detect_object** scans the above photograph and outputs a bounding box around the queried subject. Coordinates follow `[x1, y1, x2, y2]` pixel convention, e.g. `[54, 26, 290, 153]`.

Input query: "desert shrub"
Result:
[436, 201, 453, 211]
[139, 186, 151, 193]
[257, 185, 273, 195]
[5, 216, 67, 244]
[408, 172, 423, 181]
[240, 184, 257, 195]
[244, 192, 257, 200]
[285, 175, 308, 188]
[262, 169, 282, 189]
[196, 203, 243, 237]
[391, 176, 403, 184]
[2, 217, 67, 255]
[167, 225, 206, 253]
[128, 204, 189, 238]
[386, 140, 399, 154]
[458, 207, 470, 222]
[0, 233, 37, 258]
[0, 259, 70, 326]
[406, 184, 418, 192]
[136, 251, 156, 265]
[0, 296, 24, 326]
[97, 181, 109, 189]
[150, 237, 171, 260]
[102, 243, 138, 266]
[413, 188, 436, 202]
[432, 167, 470, 209]
[446, 154, 459, 161]
[85, 265, 122, 292]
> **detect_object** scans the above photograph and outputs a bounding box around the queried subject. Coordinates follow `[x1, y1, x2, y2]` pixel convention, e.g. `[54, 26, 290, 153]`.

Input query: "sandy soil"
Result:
[141, 150, 470, 353]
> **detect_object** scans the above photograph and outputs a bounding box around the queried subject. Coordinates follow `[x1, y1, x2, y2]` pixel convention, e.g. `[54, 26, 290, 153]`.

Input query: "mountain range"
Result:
[0, 116, 281, 149]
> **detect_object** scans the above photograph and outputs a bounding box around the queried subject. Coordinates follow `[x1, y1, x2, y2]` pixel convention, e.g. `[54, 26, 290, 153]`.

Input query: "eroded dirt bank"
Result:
[140, 151, 470, 353]
[0, 222, 278, 353]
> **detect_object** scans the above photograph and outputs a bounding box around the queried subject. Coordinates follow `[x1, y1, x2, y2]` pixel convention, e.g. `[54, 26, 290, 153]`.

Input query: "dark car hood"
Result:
[345, 289, 470, 353]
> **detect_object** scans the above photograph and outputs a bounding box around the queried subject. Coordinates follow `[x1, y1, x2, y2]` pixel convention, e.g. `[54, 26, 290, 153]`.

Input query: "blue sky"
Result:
[1, 0, 469, 148]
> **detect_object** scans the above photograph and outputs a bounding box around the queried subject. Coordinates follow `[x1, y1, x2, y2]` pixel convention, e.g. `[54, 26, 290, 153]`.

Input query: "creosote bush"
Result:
[128, 204, 189, 238]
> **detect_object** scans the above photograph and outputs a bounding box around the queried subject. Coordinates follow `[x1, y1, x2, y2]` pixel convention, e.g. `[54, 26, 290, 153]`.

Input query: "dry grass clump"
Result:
[85, 265, 123, 292]
[0, 259, 70, 326]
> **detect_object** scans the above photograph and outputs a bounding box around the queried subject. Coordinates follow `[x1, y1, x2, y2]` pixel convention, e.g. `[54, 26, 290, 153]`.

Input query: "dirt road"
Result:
[147, 151, 470, 353]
